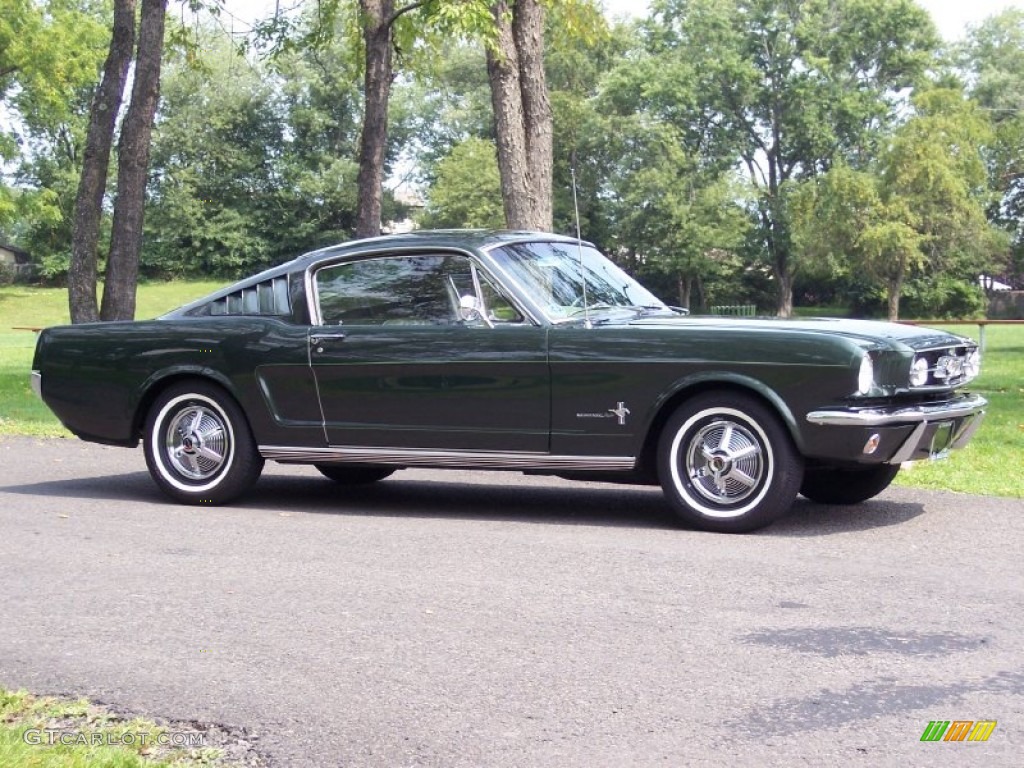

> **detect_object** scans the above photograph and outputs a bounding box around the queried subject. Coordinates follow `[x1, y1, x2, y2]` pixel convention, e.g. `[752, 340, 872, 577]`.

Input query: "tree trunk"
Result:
[68, 0, 136, 324]
[887, 276, 902, 321]
[355, 0, 394, 239]
[101, 0, 167, 321]
[511, 0, 552, 230]
[774, 268, 794, 317]
[677, 274, 691, 309]
[486, 0, 533, 229]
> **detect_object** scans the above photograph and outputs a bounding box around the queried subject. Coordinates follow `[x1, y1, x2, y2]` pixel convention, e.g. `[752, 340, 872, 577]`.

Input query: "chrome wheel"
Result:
[685, 419, 765, 506]
[657, 392, 803, 533]
[144, 381, 263, 505]
[165, 404, 230, 481]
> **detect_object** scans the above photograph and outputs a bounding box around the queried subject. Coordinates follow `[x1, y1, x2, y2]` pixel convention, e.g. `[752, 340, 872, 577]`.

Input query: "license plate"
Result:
[929, 421, 954, 460]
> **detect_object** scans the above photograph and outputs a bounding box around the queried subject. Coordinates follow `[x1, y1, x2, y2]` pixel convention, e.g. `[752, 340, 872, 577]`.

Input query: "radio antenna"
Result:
[570, 159, 591, 329]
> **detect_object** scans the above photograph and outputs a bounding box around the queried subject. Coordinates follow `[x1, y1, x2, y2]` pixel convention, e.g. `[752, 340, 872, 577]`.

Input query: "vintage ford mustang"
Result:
[31, 230, 986, 532]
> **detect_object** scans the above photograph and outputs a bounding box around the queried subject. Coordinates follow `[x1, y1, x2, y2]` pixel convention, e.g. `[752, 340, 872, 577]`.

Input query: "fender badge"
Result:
[608, 402, 631, 425]
[576, 402, 631, 426]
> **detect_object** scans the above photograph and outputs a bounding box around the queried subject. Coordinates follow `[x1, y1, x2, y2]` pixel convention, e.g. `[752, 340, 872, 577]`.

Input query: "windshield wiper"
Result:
[565, 302, 617, 317]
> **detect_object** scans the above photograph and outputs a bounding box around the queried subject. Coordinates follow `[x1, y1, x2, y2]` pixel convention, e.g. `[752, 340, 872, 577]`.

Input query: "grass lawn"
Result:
[0, 689, 235, 767]
[1, 283, 1020, 496]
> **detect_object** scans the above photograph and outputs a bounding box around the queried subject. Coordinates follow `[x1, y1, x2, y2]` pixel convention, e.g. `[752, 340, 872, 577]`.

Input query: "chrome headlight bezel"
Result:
[963, 348, 981, 381]
[909, 356, 929, 387]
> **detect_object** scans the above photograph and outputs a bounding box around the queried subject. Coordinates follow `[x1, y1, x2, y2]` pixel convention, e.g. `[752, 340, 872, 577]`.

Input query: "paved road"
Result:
[1, 436, 1021, 767]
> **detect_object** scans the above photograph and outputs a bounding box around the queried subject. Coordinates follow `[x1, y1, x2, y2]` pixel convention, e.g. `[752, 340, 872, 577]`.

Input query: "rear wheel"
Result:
[144, 381, 263, 505]
[657, 392, 803, 533]
[315, 465, 395, 485]
[800, 464, 900, 505]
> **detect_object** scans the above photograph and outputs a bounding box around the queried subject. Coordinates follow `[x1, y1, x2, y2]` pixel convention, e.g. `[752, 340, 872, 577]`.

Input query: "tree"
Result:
[959, 8, 1024, 286]
[101, 0, 168, 320]
[68, 0, 137, 323]
[421, 136, 503, 228]
[354, 0, 398, 238]
[790, 91, 1001, 320]
[485, 0, 552, 230]
[0, 0, 108, 273]
[644, 0, 939, 316]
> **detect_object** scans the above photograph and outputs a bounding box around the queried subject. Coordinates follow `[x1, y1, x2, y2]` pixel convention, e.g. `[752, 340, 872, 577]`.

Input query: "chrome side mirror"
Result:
[459, 295, 493, 327]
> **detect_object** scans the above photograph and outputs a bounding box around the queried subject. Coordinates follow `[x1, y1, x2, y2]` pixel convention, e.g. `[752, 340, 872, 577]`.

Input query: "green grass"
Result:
[0, 689, 225, 767]
[0, 281, 221, 437]
[2, 284, 1020, 496]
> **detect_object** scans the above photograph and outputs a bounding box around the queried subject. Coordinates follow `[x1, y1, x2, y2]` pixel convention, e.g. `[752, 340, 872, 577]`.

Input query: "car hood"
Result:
[627, 315, 975, 351]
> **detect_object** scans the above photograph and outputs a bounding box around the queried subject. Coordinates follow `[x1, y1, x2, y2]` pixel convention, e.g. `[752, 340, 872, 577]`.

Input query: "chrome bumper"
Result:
[807, 394, 986, 464]
[806, 394, 987, 427]
[30, 370, 41, 400]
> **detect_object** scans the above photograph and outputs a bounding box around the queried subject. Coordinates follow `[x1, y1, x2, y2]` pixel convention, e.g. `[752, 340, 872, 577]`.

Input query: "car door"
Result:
[309, 251, 550, 452]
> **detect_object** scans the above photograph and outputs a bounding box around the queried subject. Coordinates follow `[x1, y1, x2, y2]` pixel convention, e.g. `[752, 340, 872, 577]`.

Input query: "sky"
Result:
[219, 0, 1024, 43]
[600, 0, 1024, 41]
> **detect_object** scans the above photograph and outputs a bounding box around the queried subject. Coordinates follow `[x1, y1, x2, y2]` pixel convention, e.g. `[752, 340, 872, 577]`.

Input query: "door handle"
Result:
[311, 333, 346, 353]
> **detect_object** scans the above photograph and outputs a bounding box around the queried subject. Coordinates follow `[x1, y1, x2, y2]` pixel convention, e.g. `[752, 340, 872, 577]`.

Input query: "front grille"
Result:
[911, 344, 979, 389]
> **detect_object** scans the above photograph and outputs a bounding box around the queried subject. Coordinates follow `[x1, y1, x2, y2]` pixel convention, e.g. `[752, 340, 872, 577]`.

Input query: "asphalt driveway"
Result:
[1, 436, 1021, 766]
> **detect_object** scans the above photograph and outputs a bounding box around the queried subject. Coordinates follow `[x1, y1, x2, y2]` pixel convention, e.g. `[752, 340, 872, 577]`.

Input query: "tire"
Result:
[144, 380, 263, 505]
[315, 465, 395, 485]
[800, 464, 900, 505]
[657, 392, 803, 533]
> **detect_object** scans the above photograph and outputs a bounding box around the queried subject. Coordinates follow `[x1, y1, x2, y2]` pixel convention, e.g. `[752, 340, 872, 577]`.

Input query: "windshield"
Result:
[489, 241, 666, 321]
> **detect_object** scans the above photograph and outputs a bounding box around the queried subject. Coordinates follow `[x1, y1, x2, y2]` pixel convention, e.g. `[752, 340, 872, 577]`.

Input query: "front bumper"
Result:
[805, 393, 986, 464]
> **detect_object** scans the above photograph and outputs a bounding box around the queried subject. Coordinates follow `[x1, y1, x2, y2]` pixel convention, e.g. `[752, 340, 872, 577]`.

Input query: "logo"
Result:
[920, 720, 997, 742]
[934, 355, 964, 380]
[608, 402, 631, 425]
[576, 401, 631, 426]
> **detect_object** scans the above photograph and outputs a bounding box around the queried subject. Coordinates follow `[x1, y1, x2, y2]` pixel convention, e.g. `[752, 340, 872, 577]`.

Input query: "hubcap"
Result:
[685, 418, 764, 505]
[165, 405, 229, 481]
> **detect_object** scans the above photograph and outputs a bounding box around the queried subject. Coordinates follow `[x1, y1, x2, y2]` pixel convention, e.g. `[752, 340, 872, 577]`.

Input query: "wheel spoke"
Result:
[199, 425, 223, 441]
[197, 446, 223, 464]
[727, 467, 757, 489]
[730, 444, 760, 461]
[718, 424, 734, 451]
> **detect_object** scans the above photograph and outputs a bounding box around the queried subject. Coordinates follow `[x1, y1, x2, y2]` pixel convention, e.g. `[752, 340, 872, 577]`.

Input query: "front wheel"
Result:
[800, 464, 900, 505]
[144, 381, 263, 505]
[657, 392, 803, 533]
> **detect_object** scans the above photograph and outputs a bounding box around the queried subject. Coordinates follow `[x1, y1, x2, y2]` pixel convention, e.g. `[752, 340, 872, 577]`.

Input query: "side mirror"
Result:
[459, 294, 481, 321]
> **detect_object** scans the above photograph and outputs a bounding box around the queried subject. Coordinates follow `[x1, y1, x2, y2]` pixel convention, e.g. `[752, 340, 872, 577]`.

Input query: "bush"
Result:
[900, 276, 987, 319]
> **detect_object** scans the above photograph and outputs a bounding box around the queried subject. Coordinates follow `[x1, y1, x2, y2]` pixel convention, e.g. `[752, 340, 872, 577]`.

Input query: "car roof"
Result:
[161, 229, 587, 319]
[297, 229, 583, 261]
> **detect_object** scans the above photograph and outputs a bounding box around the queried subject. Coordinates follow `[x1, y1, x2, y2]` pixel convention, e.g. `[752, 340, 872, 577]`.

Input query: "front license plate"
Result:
[929, 421, 954, 460]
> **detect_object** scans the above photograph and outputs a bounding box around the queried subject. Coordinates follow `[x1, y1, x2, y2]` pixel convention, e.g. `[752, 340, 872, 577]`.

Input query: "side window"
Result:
[314, 253, 525, 327]
[315, 253, 459, 326]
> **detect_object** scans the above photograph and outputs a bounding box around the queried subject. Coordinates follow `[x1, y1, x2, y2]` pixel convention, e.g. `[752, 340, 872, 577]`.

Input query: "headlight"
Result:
[857, 355, 874, 395]
[964, 349, 981, 380]
[910, 356, 929, 387]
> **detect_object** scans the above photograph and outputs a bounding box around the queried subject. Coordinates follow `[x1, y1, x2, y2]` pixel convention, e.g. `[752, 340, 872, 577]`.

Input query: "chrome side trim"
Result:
[259, 445, 635, 472]
[30, 370, 41, 399]
[806, 394, 987, 427]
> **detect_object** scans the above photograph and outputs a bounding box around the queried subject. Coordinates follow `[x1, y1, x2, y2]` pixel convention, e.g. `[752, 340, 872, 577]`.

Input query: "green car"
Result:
[31, 230, 985, 532]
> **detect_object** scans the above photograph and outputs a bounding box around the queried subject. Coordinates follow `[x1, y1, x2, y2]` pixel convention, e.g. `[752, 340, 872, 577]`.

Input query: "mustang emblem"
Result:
[608, 402, 631, 425]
